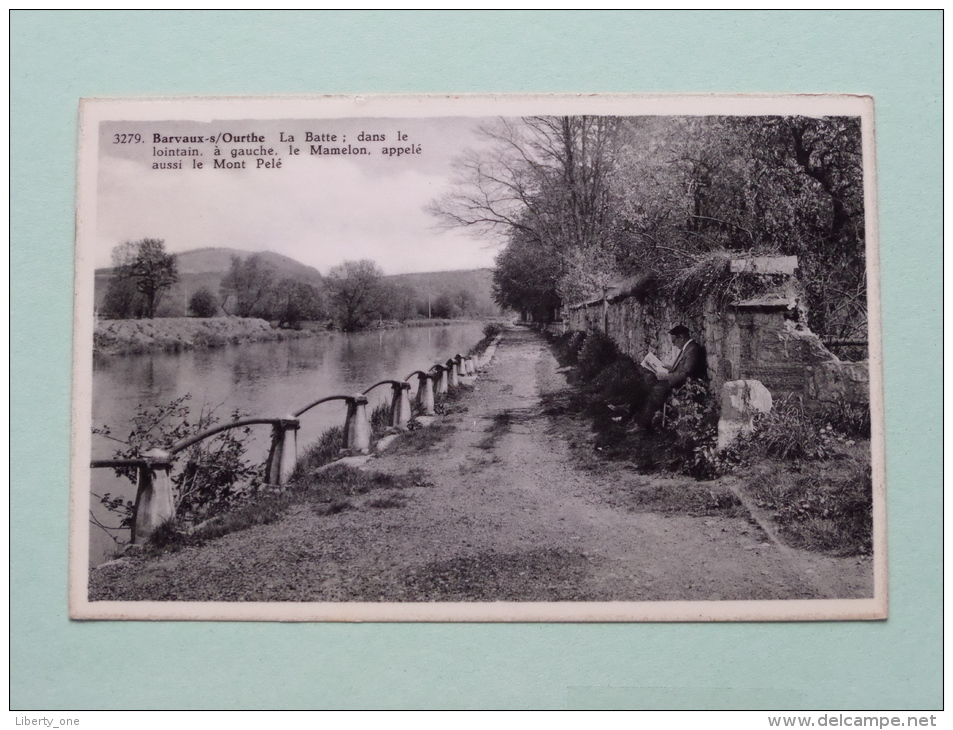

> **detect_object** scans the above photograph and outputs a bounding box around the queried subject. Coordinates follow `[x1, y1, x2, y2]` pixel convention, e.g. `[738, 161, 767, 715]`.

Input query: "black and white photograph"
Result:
[70, 95, 884, 621]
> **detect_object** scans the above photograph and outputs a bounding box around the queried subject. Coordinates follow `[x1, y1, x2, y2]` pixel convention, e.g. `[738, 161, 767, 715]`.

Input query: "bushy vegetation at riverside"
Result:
[92, 395, 265, 542]
[548, 330, 872, 555]
[99, 245, 501, 331]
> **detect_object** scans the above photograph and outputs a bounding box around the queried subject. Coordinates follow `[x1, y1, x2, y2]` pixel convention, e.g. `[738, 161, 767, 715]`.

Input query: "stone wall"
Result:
[565, 257, 869, 410]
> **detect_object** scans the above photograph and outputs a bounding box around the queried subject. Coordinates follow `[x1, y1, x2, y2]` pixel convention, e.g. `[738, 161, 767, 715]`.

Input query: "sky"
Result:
[95, 116, 503, 275]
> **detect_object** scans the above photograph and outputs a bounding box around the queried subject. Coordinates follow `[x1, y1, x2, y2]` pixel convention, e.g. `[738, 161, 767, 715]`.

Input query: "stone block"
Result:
[805, 360, 870, 406]
[717, 379, 773, 450]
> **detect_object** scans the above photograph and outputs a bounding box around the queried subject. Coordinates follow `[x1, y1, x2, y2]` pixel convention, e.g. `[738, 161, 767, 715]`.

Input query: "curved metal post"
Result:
[131, 449, 174, 544]
[416, 371, 436, 415]
[343, 394, 371, 453]
[265, 416, 300, 485]
[390, 381, 413, 429]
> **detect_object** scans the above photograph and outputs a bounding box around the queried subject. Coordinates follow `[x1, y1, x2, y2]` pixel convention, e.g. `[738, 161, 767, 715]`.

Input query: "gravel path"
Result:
[89, 326, 872, 607]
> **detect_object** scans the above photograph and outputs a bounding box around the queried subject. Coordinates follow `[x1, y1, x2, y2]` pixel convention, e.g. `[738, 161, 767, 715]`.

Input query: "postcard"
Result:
[70, 94, 885, 621]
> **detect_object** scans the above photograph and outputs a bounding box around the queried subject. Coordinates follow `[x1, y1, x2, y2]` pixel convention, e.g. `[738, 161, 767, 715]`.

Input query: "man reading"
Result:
[611, 325, 707, 432]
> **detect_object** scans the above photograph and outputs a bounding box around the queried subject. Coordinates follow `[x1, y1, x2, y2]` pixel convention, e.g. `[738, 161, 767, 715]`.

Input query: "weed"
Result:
[292, 426, 345, 479]
[313, 499, 353, 516]
[744, 449, 872, 555]
[818, 402, 871, 439]
[434, 383, 472, 415]
[620, 479, 747, 518]
[482, 322, 504, 340]
[93, 395, 264, 535]
[369, 400, 393, 437]
[366, 493, 406, 509]
[387, 421, 455, 454]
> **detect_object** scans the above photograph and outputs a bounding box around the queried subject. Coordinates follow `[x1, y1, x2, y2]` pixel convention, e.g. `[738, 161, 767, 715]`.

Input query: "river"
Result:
[88, 321, 487, 566]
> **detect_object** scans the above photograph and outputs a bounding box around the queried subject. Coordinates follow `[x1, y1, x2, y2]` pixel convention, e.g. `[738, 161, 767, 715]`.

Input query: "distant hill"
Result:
[94, 248, 499, 318]
[385, 269, 498, 315]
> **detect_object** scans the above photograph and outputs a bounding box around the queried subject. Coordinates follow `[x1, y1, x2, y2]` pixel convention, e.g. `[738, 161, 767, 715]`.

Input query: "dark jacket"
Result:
[667, 339, 707, 388]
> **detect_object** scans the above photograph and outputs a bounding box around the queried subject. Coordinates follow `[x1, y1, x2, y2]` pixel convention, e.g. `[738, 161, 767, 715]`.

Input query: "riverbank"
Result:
[88, 326, 872, 605]
[93, 317, 315, 356]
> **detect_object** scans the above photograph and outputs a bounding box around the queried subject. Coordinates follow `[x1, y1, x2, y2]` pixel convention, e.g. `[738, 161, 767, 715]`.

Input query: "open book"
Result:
[640, 352, 670, 378]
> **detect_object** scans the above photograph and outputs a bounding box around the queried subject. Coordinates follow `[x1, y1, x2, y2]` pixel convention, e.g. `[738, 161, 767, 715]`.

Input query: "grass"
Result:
[386, 421, 456, 454]
[140, 464, 434, 556]
[434, 382, 473, 415]
[742, 445, 872, 555]
[544, 329, 874, 555]
[291, 425, 346, 479]
[615, 478, 748, 518]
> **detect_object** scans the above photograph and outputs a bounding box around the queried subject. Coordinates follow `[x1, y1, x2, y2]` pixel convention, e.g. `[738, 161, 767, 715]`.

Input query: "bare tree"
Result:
[429, 115, 624, 313]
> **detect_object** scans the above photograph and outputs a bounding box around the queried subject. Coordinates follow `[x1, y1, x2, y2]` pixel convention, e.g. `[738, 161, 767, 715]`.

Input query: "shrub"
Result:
[188, 288, 219, 317]
[657, 379, 723, 479]
[576, 330, 620, 381]
[92, 395, 262, 533]
[748, 397, 832, 461]
[482, 322, 504, 339]
[819, 402, 871, 439]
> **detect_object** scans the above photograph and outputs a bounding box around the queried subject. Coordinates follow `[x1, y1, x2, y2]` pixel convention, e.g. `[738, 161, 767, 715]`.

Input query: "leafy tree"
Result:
[102, 275, 146, 319]
[435, 114, 867, 340]
[492, 230, 562, 322]
[430, 292, 454, 319]
[612, 115, 866, 339]
[269, 279, 326, 329]
[129, 239, 178, 318]
[325, 259, 388, 331]
[379, 282, 418, 323]
[219, 255, 276, 318]
[102, 239, 178, 319]
[188, 288, 219, 318]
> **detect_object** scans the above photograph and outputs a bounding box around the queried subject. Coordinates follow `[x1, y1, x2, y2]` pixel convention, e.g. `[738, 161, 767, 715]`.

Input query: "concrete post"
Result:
[265, 416, 300, 485]
[453, 355, 464, 381]
[343, 394, 371, 453]
[390, 381, 413, 429]
[132, 449, 175, 544]
[434, 365, 448, 395]
[416, 372, 436, 415]
[464, 356, 475, 377]
[446, 358, 459, 388]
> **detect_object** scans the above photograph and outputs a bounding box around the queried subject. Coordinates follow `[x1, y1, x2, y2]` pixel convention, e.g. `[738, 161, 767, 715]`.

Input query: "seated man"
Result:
[612, 325, 708, 432]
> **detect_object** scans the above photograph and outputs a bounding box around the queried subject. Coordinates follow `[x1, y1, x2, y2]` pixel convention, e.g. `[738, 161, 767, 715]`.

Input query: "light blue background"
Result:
[11, 10, 941, 709]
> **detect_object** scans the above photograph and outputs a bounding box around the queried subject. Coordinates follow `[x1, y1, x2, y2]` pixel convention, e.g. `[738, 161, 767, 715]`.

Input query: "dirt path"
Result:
[90, 326, 872, 603]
